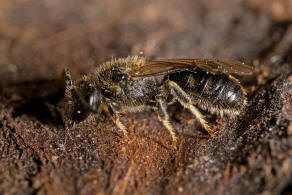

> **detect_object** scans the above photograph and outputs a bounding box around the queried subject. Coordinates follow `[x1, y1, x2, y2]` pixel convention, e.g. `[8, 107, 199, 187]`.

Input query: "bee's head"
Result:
[63, 69, 103, 125]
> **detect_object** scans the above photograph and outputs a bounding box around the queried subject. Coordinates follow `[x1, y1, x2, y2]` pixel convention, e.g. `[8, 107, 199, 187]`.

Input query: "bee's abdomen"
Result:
[168, 69, 246, 113]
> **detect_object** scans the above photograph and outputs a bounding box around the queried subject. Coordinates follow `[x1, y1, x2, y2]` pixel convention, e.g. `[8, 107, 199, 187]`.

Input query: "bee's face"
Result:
[67, 80, 102, 123]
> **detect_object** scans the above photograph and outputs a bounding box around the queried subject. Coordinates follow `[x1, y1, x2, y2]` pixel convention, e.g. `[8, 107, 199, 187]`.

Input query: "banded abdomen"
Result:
[168, 69, 246, 115]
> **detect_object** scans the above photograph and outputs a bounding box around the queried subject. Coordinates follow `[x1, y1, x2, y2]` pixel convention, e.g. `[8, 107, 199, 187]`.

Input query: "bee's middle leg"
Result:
[105, 102, 128, 142]
[166, 80, 214, 137]
[155, 95, 177, 148]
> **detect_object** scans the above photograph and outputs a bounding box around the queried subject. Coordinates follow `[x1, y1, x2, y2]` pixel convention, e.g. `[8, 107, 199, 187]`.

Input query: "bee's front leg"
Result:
[63, 68, 73, 87]
[63, 68, 74, 101]
[155, 95, 177, 149]
[104, 102, 128, 142]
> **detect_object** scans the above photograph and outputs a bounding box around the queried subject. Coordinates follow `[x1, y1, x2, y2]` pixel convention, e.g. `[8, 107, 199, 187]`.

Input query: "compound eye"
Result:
[89, 92, 98, 107]
[85, 90, 101, 111]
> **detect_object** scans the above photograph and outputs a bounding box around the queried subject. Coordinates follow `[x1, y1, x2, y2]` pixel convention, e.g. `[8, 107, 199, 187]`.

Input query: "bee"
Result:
[63, 56, 253, 148]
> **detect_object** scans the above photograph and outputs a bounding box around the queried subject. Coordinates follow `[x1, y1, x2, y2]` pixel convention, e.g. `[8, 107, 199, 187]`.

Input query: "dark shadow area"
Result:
[13, 96, 62, 125]
[282, 184, 292, 195]
[2, 79, 65, 126]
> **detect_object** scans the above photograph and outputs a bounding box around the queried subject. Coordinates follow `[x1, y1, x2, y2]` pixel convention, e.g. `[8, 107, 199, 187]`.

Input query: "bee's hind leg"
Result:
[105, 102, 128, 142]
[156, 95, 177, 149]
[166, 80, 214, 137]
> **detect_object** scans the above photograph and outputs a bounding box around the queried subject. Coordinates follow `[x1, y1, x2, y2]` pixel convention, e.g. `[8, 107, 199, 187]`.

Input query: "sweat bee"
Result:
[63, 56, 253, 148]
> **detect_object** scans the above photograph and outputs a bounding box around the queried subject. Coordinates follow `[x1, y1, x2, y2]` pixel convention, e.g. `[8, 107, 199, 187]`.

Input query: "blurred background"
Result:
[1, 0, 291, 83]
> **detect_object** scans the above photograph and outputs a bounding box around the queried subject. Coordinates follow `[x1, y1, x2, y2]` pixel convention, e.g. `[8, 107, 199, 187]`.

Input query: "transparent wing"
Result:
[129, 59, 253, 77]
